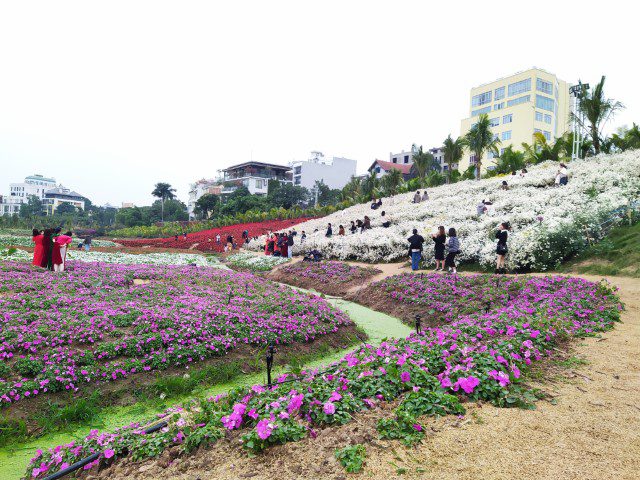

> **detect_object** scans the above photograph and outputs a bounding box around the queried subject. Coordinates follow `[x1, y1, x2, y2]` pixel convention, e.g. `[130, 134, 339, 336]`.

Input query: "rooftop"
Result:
[222, 161, 292, 173]
[45, 186, 85, 198]
[368, 159, 413, 175]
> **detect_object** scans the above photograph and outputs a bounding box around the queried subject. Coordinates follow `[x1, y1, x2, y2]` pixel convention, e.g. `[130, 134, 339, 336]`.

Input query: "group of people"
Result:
[264, 229, 296, 258]
[413, 190, 429, 203]
[407, 221, 511, 274]
[31, 228, 75, 272]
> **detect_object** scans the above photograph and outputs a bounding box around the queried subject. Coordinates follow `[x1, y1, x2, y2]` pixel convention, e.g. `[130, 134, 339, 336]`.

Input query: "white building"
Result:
[290, 152, 357, 190]
[428, 146, 457, 172]
[188, 178, 223, 219]
[222, 161, 292, 196]
[0, 174, 56, 216]
[0, 174, 86, 216]
[389, 150, 414, 166]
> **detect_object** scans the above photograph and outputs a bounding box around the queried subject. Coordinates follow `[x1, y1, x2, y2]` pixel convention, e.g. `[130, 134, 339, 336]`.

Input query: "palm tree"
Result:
[572, 76, 624, 155]
[381, 168, 404, 196]
[493, 145, 525, 174]
[442, 134, 465, 183]
[563, 131, 593, 159]
[410, 145, 435, 187]
[360, 171, 379, 201]
[152, 182, 176, 222]
[521, 132, 566, 164]
[463, 114, 501, 180]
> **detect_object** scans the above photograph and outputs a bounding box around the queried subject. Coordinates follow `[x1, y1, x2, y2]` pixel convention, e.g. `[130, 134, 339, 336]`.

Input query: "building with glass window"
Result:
[221, 161, 292, 195]
[459, 67, 571, 173]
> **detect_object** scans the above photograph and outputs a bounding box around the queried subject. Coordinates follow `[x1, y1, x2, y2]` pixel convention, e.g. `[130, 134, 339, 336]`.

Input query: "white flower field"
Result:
[248, 151, 640, 269]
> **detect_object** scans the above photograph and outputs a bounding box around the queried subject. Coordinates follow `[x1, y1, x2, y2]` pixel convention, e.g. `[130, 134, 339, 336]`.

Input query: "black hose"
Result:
[41, 421, 167, 480]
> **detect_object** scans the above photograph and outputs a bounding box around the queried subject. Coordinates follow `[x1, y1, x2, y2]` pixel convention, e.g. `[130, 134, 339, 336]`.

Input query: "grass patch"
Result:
[34, 391, 103, 434]
[557, 355, 589, 369]
[562, 221, 640, 277]
[0, 416, 28, 448]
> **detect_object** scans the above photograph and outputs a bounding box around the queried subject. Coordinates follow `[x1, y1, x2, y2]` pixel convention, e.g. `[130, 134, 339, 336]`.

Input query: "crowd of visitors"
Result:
[264, 229, 296, 258]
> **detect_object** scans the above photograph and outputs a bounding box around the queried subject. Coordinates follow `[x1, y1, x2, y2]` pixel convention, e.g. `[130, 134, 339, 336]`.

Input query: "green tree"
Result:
[410, 145, 436, 186]
[194, 193, 220, 219]
[490, 146, 526, 175]
[268, 183, 309, 209]
[463, 114, 501, 180]
[151, 182, 177, 222]
[56, 202, 77, 215]
[442, 134, 465, 183]
[522, 132, 567, 164]
[380, 168, 404, 196]
[361, 171, 379, 200]
[313, 180, 341, 207]
[572, 76, 624, 155]
[149, 199, 187, 222]
[340, 176, 362, 202]
[19, 195, 44, 218]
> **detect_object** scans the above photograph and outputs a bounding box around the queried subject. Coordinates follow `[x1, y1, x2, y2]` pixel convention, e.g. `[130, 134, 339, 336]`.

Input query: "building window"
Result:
[536, 78, 553, 95]
[493, 102, 504, 111]
[534, 128, 542, 134]
[494, 86, 505, 100]
[404, 155, 409, 163]
[535, 111, 543, 122]
[489, 117, 500, 127]
[392, 158, 397, 163]
[502, 114, 513, 124]
[544, 114, 552, 124]
[506, 95, 530, 107]
[501, 130, 512, 141]
[543, 131, 552, 141]
[487, 151, 495, 159]
[294, 177, 301, 185]
[471, 91, 492, 107]
[508, 78, 531, 96]
[471, 106, 491, 117]
[535, 94, 555, 112]
[294, 166, 301, 175]
[469, 155, 478, 165]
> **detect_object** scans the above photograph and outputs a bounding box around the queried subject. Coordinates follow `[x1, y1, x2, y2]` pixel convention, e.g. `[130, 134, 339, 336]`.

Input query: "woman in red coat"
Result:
[32, 229, 45, 267]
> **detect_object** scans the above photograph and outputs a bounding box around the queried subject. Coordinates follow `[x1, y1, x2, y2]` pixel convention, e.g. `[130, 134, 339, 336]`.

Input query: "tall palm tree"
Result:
[493, 145, 525, 174]
[521, 132, 566, 164]
[572, 76, 624, 155]
[381, 168, 404, 196]
[361, 171, 379, 200]
[152, 182, 176, 222]
[442, 134, 465, 183]
[410, 145, 435, 187]
[463, 114, 501, 180]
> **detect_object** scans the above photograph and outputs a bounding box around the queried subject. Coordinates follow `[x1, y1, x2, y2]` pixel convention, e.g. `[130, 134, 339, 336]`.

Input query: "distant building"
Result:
[121, 202, 135, 209]
[43, 186, 86, 215]
[291, 152, 357, 190]
[188, 178, 223, 219]
[222, 161, 292, 196]
[367, 159, 413, 180]
[459, 67, 571, 173]
[0, 174, 57, 216]
[389, 150, 414, 166]
[428, 146, 457, 172]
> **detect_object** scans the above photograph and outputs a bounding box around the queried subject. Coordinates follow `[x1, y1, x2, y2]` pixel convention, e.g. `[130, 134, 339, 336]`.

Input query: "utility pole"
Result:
[569, 81, 589, 160]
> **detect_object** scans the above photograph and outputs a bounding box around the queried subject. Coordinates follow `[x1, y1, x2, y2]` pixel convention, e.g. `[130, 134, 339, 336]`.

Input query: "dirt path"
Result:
[98, 273, 640, 480]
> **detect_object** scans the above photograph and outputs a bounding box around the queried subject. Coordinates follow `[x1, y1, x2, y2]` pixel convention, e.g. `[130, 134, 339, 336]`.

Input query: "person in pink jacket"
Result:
[53, 231, 73, 272]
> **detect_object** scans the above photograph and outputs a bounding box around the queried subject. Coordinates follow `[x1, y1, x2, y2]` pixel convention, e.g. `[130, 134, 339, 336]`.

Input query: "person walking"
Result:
[32, 229, 45, 267]
[407, 228, 425, 271]
[431, 226, 446, 271]
[444, 227, 460, 274]
[495, 222, 510, 274]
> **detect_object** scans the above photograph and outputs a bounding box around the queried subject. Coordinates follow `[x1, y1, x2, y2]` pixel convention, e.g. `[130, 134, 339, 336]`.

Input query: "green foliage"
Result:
[464, 113, 501, 179]
[19, 195, 44, 218]
[35, 392, 102, 432]
[0, 415, 28, 447]
[488, 145, 526, 176]
[151, 182, 176, 202]
[442, 134, 465, 181]
[335, 444, 366, 473]
[13, 358, 44, 377]
[193, 193, 220, 219]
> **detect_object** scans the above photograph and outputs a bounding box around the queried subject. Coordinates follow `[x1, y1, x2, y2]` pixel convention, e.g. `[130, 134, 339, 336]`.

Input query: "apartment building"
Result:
[459, 67, 571, 173]
[222, 161, 292, 195]
[291, 152, 357, 190]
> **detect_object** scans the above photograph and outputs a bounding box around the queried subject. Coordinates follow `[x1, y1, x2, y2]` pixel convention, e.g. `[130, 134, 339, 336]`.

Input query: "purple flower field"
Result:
[26, 274, 622, 478]
[0, 261, 352, 405]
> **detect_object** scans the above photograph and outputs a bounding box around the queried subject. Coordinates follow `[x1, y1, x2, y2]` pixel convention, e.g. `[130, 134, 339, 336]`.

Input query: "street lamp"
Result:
[569, 82, 589, 160]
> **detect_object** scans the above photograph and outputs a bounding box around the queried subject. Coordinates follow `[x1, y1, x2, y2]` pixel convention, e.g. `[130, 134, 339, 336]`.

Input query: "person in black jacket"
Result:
[431, 225, 446, 271]
[495, 221, 511, 274]
[407, 229, 425, 271]
[326, 223, 333, 237]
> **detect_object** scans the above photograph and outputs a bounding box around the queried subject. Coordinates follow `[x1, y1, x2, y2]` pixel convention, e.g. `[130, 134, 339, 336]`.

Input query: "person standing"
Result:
[431, 226, 446, 271]
[41, 229, 52, 268]
[53, 232, 73, 272]
[444, 227, 460, 274]
[47, 228, 61, 270]
[216, 233, 221, 244]
[495, 222, 510, 274]
[83, 235, 92, 252]
[286, 231, 294, 258]
[407, 228, 425, 271]
[280, 232, 289, 258]
[32, 229, 45, 267]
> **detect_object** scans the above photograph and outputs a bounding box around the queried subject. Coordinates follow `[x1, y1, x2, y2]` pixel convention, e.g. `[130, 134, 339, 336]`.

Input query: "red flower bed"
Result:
[116, 218, 312, 253]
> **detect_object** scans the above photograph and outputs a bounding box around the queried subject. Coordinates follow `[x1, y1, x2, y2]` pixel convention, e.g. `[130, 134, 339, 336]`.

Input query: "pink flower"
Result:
[323, 402, 336, 415]
[104, 449, 115, 459]
[400, 371, 411, 383]
[412, 424, 422, 431]
[256, 419, 275, 440]
[328, 391, 342, 402]
[287, 393, 304, 414]
[455, 376, 480, 394]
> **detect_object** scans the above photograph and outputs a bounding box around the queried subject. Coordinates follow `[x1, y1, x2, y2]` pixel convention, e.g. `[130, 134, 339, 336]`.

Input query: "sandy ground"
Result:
[95, 270, 640, 480]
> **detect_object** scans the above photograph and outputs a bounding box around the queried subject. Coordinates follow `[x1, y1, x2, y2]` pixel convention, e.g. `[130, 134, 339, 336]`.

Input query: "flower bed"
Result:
[248, 152, 640, 270]
[226, 252, 290, 272]
[25, 274, 621, 478]
[116, 219, 311, 253]
[271, 261, 382, 296]
[0, 262, 352, 405]
[0, 234, 117, 248]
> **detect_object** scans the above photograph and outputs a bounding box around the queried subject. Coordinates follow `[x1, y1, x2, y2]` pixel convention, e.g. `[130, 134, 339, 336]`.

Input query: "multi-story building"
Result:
[43, 186, 86, 215]
[389, 150, 413, 166]
[222, 161, 292, 196]
[459, 67, 571, 173]
[0, 174, 57, 216]
[187, 178, 223, 219]
[429, 147, 456, 172]
[291, 152, 357, 190]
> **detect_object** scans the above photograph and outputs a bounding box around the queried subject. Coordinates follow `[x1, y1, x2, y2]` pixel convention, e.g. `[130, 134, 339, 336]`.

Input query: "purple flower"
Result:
[256, 419, 275, 440]
[400, 371, 411, 383]
[323, 402, 336, 415]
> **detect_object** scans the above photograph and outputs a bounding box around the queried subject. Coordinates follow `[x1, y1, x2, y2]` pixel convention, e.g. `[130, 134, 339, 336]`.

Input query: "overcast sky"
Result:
[0, 0, 637, 206]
